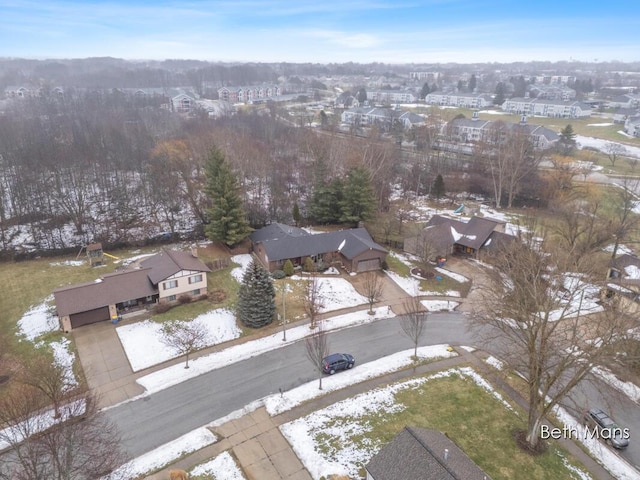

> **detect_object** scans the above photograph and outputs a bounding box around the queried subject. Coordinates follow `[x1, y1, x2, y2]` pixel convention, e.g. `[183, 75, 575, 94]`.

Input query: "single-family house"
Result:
[404, 215, 515, 260]
[54, 249, 211, 331]
[365, 426, 491, 480]
[250, 223, 387, 273]
[604, 254, 640, 313]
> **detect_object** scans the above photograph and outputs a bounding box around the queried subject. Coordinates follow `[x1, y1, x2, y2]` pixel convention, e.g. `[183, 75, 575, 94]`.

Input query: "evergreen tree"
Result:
[283, 259, 294, 276]
[558, 124, 577, 155]
[292, 202, 301, 226]
[468, 74, 477, 93]
[493, 82, 507, 105]
[432, 174, 446, 199]
[356, 87, 367, 104]
[204, 146, 251, 246]
[340, 166, 375, 226]
[419, 82, 430, 100]
[309, 160, 342, 224]
[237, 261, 276, 328]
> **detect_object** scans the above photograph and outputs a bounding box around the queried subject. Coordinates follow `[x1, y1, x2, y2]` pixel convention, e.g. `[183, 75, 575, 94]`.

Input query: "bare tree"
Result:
[0, 387, 128, 480]
[303, 275, 324, 329]
[400, 296, 429, 358]
[305, 321, 329, 390]
[608, 177, 640, 259]
[604, 142, 627, 167]
[471, 228, 633, 451]
[160, 319, 209, 368]
[362, 271, 384, 314]
[19, 353, 77, 419]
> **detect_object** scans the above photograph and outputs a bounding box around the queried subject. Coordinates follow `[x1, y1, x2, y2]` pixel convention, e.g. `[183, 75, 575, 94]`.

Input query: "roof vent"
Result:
[444, 448, 449, 461]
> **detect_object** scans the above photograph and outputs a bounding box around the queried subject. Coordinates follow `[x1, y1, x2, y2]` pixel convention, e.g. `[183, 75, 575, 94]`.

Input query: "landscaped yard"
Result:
[281, 367, 593, 480]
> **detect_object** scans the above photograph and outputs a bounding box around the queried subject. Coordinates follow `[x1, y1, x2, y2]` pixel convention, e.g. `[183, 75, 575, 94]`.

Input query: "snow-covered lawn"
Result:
[190, 451, 245, 480]
[17, 296, 58, 341]
[309, 277, 368, 312]
[386, 269, 461, 298]
[421, 299, 459, 311]
[116, 309, 240, 371]
[230, 254, 253, 282]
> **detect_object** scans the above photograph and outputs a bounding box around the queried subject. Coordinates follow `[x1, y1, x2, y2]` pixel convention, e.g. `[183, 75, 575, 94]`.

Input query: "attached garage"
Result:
[70, 306, 110, 328]
[357, 258, 381, 272]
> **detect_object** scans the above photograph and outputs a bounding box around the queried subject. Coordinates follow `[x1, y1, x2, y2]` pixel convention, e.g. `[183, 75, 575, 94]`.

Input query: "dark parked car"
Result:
[322, 353, 355, 374]
[583, 408, 630, 449]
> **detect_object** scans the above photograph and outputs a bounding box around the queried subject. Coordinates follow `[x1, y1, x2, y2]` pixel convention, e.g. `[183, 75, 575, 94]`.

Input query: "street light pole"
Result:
[282, 283, 287, 342]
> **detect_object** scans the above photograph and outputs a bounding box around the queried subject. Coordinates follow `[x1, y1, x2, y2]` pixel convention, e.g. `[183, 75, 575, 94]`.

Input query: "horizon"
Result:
[2, 1, 639, 65]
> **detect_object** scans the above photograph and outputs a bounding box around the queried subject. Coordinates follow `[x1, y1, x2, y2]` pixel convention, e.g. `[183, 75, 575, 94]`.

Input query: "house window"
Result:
[163, 280, 178, 290]
[191, 289, 201, 296]
[166, 295, 177, 302]
[188, 274, 203, 284]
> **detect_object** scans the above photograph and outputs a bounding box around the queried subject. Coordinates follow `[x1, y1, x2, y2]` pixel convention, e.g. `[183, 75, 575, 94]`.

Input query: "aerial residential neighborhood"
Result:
[2, 2, 640, 480]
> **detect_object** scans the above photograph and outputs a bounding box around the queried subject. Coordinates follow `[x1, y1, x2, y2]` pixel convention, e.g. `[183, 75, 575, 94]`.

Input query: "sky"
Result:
[1, 1, 639, 64]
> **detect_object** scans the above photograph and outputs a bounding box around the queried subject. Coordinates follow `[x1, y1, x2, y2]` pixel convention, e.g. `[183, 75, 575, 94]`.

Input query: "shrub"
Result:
[197, 293, 209, 302]
[381, 259, 389, 270]
[316, 260, 327, 272]
[303, 256, 315, 272]
[154, 302, 171, 314]
[178, 294, 192, 304]
[283, 259, 294, 276]
[210, 289, 227, 303]
[271, 269, 286, 279]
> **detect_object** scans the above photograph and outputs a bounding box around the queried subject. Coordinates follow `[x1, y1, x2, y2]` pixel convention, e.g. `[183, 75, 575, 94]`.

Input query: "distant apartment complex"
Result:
[366, 90, 417, 104]
[341, 107, 425, 130]
[425, 91, 493, 109]
[501, 98, 592, 118]
[217, 85, 281, 103]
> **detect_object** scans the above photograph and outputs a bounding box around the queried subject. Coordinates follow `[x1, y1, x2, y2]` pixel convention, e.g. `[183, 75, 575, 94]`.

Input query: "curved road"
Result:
[105, 311, 640, 471]
[106, 313, 474, 457]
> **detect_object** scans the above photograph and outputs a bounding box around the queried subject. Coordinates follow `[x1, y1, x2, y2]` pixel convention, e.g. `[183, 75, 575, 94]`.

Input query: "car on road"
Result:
[583, 408, 630, 449]
[322, 353, 355, 374]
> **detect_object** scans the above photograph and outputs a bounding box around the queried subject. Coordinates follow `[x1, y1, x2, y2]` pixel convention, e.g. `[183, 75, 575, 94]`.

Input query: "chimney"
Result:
[472, 111, 479, 121]
[444, 448, 449, 461]
[191, 244, 198, 258]
[520, 114, 527, 125]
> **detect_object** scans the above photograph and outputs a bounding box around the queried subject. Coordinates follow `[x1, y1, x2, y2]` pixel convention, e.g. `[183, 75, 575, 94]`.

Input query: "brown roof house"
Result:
[366, 427, 491, 480]
[404, 215, 515, 261]
[250, 223, 387, 273]
[54, 249, 210, 332]
[604, 253, 640, 313]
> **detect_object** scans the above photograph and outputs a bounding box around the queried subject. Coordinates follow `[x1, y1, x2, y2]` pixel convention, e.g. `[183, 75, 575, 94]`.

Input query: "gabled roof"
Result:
[140, 249, 211, 285]
[425, 215, 508, 251]
[54, 268, 156, 317]
[366, 427, 490, 480]
[251, 225, 387, 262]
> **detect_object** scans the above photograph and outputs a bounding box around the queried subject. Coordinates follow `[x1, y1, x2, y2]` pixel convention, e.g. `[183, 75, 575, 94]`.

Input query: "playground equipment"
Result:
[76, 243, 119, 267]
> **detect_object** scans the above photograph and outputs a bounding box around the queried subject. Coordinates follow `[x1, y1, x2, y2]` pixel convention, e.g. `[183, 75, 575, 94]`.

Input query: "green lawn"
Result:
[301, 369, 593, 480]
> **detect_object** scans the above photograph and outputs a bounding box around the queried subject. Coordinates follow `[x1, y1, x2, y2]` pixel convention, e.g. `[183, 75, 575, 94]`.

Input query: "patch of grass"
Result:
[385, 253, 410, 276]
[309, 371, 593, 480]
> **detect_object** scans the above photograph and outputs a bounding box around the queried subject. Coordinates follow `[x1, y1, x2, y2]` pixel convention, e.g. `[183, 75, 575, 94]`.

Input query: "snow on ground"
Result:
[190, 451, 245, 480]
[116, 309, 240, 372]
[593, 366, 640, 404]
[50, 338, 79, 389]
[264, 345, 457, 416]
[230, 254, 253, 282]
[435, 267, 469, 283]
[577, 135, 640, 160]
[603, 243, 635, 256]
[279, 366, 516, 480]
[134, 307, 394, 395]
[315, 277, 368, 312]
[49, 259, 86, 267]
[104, 428, 217, 480]
[387, 269, 461, 298]
[485, 355, 505, 371]
[421, 299, 458, 311]
[16, 296, 58, 341]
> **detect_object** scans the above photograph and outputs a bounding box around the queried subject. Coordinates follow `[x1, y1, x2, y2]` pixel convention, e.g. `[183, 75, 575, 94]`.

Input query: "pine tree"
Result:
[493, 82, 507, 105]
[340, 166, 375, 227]
[469, 74, 477, 93]
[558, 124, 577, 156]
[292, 202, 301, 226]
[237, 261, 276, 328]
[432, 174, 446, 199]
[309, 160, 342, 224]
[283, 259, 294, 276]
[420, 82, 430, 100]
[204, 146, 251, 246]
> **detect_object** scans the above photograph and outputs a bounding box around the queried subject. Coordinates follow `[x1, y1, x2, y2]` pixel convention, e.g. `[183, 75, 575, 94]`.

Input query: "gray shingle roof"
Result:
[251, 225, 387, 261]
[366, 427, 490, 480]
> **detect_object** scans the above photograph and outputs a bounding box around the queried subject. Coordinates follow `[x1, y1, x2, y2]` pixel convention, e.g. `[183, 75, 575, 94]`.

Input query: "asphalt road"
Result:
[106, 312, 476, 458]
[105, 311, 640, 471]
